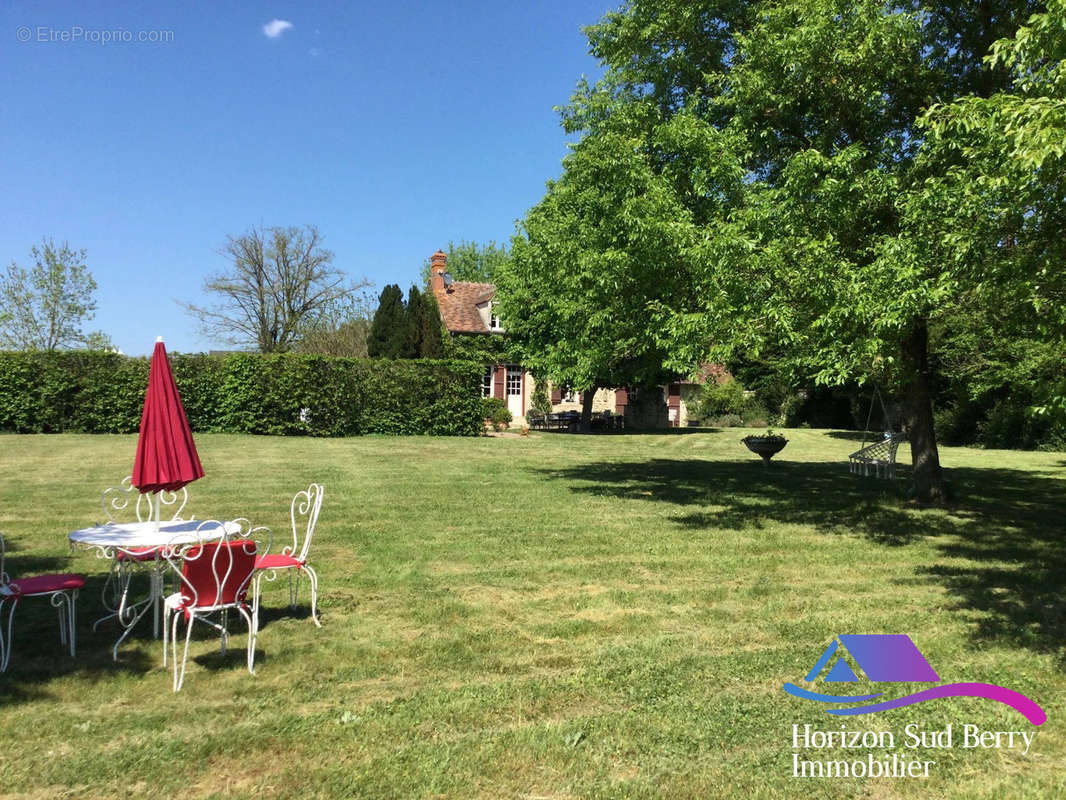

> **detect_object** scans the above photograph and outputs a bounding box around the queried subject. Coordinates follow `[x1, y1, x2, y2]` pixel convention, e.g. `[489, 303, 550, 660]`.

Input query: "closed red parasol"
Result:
[132, 337, 204, 494]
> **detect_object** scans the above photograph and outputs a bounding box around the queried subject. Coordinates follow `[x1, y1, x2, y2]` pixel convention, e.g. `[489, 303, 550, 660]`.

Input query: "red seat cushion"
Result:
[9, 573, 86, 596]
[255, 554, 303, 570]
[117, 546, 163, 562]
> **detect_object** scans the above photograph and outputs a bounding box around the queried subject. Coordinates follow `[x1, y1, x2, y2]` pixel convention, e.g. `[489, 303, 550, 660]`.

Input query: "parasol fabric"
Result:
[132, 338, 204, 494]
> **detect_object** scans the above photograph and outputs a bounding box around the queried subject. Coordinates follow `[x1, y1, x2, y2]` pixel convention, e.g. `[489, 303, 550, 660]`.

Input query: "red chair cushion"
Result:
[117, 546, 163, 562]
[255, 554, 303, 570]
[9, 573, 86, 596]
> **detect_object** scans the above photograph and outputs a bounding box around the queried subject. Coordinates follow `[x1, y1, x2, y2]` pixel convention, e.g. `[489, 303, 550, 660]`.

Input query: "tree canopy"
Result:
[913, 1, 1066, 420]
[0, 238, 103, 350]
[493, 108, 687, 397]
[420, 240, 511, 287]
[505, 0, 1056, 502]
[293, 289, 376, 358]
[183, 225, 369, 353]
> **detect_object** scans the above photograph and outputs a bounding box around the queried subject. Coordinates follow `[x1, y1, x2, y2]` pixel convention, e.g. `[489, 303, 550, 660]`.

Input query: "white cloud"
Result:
[262, 19, 293, 39]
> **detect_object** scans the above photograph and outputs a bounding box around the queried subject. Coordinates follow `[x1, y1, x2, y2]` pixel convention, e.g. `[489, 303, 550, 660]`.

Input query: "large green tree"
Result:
[420, 240, 511, 287]
[526, 0, 1045, 502]
[0, 238, 102, 350]
[912, 1, 1066, 422]
[494, 106, 689, 428]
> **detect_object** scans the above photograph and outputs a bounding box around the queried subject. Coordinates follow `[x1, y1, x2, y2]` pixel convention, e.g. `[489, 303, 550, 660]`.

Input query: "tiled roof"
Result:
[433, 281, 497, 334]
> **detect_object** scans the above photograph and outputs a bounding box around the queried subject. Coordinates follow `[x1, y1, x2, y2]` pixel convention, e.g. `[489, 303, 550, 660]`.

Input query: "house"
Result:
[428, 249, 718, 427]
[429, 250, 532, 422]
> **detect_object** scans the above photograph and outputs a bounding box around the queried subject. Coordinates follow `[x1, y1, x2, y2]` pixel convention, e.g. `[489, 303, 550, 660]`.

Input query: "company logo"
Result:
[783, 634, 1045, 725]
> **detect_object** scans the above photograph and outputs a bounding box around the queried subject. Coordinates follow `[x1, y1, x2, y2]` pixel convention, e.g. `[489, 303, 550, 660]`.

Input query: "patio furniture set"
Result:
[0, 336, 326, 691]
[0, 480, 325, 691]
[529, 410, 623, 432]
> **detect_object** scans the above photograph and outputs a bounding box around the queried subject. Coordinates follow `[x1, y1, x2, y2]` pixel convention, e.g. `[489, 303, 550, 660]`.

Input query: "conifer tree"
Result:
[367, 284, 405, 358]
[402, 285, 424, 359]
[420, 290, 445, 358]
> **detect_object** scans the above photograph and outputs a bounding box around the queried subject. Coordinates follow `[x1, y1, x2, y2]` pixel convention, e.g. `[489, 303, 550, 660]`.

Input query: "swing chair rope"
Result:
[861, 384, 896, 448]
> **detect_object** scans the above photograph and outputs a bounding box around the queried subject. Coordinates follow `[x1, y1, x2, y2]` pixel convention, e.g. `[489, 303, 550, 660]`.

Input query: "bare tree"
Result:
[182, 225, 371, 353]
[293, 289, 376, 358]
[0, 239, 99, 350]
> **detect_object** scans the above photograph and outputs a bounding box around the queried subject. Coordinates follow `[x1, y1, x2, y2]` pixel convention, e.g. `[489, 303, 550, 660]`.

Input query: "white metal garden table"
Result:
[69, 519, 242, 660]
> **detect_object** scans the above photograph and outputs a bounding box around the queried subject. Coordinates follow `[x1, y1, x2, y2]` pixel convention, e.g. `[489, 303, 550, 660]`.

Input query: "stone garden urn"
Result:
[741, 434, 789, 465]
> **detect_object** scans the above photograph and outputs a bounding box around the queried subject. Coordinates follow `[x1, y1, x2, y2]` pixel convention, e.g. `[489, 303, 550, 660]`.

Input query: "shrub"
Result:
[688, 377, 768, 426]
[481, 397, 512, 430]
[701, 378, 747, 417]
[0, 351, 483, 436]
[932, 402, 980, 446]
[710, 413, 744, 428]
[530, 381, 552, 416]
[975, 398, 1066, 451]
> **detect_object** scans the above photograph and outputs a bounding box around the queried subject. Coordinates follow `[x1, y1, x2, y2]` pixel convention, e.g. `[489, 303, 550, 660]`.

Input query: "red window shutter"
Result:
[551, 387, 561, 403]
[493, 366, 506, 399]
[614, 388, 628, 415]
[667, 384, 681, 409]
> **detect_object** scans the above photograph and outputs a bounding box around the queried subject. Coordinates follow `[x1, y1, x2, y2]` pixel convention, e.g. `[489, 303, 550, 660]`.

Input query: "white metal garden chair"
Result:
[161, 523, 269, 691]
[96, 476, 190, 642]
[0, 531, 85, 672]
[252, 483, 324, 627]
[101, 475, 190, 526]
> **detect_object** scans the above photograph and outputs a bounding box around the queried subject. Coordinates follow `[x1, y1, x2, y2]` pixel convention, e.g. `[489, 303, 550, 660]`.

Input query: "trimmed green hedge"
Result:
[0, 351, 483, 436]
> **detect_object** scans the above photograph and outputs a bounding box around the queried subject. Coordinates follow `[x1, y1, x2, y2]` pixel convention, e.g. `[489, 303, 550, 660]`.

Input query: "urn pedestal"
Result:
[741, 435, 788, 465]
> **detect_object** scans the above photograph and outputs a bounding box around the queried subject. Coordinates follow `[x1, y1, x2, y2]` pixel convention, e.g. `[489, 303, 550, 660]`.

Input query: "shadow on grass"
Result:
[915, 465, 1066, 660]
[254, 601, 317, 630]
[534, 427, 718, 436]
[0, 573, 156, 707]
[0, 568, 282, 704]
[536, 458, 927, 544]
[823, 430, 875, 442]
[535, 457, 1066, 658]
[613, 427, 725, 436]
[0, 544, 75, 579]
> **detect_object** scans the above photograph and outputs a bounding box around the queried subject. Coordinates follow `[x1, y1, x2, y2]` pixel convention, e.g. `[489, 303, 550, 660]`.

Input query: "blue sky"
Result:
[0, 1, 610, 355]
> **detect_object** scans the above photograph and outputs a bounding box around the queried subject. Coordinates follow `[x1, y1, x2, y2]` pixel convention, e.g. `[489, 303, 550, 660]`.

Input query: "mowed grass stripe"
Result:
[0, 429, 1064, 798]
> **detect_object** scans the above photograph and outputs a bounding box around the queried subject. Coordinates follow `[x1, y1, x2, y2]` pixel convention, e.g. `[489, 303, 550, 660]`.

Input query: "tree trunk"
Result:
[580, 387, 598, 433]
[902, 319, 946, 505]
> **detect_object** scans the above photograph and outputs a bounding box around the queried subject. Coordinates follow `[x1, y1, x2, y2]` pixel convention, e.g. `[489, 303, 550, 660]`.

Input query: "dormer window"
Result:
[489, 304, 503, 331]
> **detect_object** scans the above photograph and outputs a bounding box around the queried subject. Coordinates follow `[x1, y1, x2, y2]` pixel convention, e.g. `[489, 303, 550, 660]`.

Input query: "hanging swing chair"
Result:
[848, 385, 908, 479]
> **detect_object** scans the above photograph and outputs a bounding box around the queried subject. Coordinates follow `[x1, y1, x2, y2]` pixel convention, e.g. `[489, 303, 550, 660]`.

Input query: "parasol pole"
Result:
[132, 334, 204, 641]
[151, 337, 165, 536]
[150, 338, 161, 638]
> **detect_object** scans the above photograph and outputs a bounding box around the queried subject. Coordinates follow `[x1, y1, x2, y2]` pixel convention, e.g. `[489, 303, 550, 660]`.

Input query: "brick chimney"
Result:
[429, 250, 447, 292]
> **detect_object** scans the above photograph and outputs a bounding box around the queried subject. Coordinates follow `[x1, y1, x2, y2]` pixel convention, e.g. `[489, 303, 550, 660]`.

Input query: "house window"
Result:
[506, 365, 522, 396]
[562, 385, 578, 403]
[489, 303, 503, 331]
[482, 366, 493, 397]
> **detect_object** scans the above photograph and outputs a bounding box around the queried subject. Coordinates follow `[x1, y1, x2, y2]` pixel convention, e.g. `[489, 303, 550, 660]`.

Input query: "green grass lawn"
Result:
[1, 428, 1064, 799]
